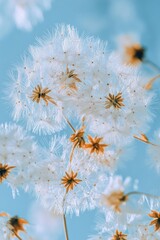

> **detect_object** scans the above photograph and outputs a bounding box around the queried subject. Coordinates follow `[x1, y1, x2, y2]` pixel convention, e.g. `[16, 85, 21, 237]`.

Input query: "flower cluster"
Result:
[88, 176, 160, 240]
[10, 26, 154, 146]
[32, 136, 109, 215]
[2, 24, 160, 240]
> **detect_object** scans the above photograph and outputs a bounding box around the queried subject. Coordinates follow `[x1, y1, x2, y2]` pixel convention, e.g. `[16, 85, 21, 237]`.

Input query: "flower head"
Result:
[124, 44, 145, 65]
[105, 93, 125, 109]
[115, 34, 145, 66]
[102, 191, 128, 212]
[30, 84, 57, 106]
[112, 230, 127, 240]
[8, 216, 28, 236]
[101, 176, 130, 212]
[10, 25, 109, 134]
[70, 126, 85, 148]
[0, 164, 15, 183]
[84, 135, 109, 154]
[0, 123, 40, 196]
[0, 212, 28, 239]
[33, 136, 108, 215]
[61, 170, 82, 193]
[74, 53, 153, 146]
[61, 67, 81, 91]
[148, 210, 160, 231]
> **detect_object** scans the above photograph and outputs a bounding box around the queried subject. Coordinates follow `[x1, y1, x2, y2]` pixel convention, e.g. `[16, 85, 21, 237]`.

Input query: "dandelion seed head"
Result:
[75, 54, 153, 146]
[33, 136, 109, 215]
[0, 123, 40, 195]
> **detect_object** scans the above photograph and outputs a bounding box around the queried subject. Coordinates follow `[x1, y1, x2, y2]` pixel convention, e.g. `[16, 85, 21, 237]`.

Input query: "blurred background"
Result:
[1, 0, 160, 239]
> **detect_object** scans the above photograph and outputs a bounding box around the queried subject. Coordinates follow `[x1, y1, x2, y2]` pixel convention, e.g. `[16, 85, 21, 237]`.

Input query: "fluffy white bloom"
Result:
[32, 136, 108, 215]
[75, 55, 154, 146]
[88, 221, 160, 240]
[131, 225, 160, 240]
[103, 175, 131, 195]
[89, 177, 160, 240]
[0, 0, 53, 31]
[0, 123, 39, 196]
[9, 25, 109, 134]
[10, 25, 154, 142]
[88, 210, 137, 240]
[100, 175, 133, 213]
[147, 129, 160, 172]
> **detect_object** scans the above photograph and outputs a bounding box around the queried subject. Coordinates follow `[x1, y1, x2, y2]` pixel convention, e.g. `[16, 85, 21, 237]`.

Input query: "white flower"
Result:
[10, 25, 153, 140]
[0, 123, 39, 196]
[32, 136, 108, 215]
[101, 175, 131, 212]
[132, 225, 160, 240]
[0, 0, 53, 31]
[74, 55, 154, 146]
[9, 25, 108, 135]
[87, 210, 136, 240]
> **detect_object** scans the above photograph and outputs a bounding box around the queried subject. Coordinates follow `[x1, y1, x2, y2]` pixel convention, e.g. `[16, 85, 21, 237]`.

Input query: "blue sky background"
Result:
[1, 0, 160, 239]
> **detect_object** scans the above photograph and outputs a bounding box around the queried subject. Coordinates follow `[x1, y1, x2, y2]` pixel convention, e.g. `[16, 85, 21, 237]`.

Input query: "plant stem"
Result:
[62, 113, 75, 132]
[144, 59, 160, 72]
[125, 191, 160, 199]
[63, 214, 69, 240]
[144, 74, 160, 90]
[50, 101, 75, 132]
[133, 135, 159, 147]
[13, 231, 22, 240]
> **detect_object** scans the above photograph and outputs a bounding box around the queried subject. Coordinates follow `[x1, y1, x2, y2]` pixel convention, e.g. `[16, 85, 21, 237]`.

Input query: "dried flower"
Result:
[84, 135, 108, 154]
[134, 133, 157, 146]
[112, 230, 127, 240]
[125, 44, 145, 65]
[74, 52, 153, 146]
[63, 67, 81, 91]
[148, 210, 160, 231]
[30, 85, 57, 106]
[105, 93, 125, 109]
[0, 212, 28, 240]
[0, 164, 15, 183]
[101, 176, 131, 212]
[0, 123, 40, 196]
[102, 191, 128, 212]
[33, 136, 108, 215]
[70, 126, 85, 148]
[61, 170, 82, 193]
[8, 216, 28, 237]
